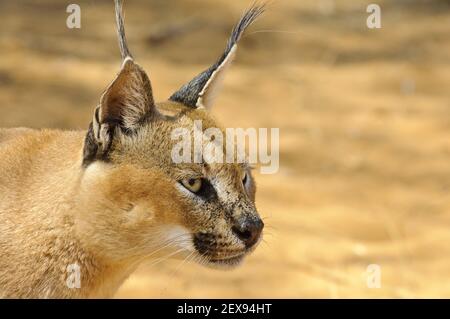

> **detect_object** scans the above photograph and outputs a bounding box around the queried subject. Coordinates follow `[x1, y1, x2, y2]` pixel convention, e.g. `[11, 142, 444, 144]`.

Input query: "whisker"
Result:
[260, 239, 274, 250]
[176, 251, 195, 273]
[144, 233, 192, 259]
[145, 248, 187, 268]
[265, 232, 276, 237]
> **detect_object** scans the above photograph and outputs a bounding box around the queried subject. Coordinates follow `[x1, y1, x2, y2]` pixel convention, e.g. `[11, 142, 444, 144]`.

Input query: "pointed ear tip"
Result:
[121, 56, 135, 67]
[120, 56, 148, 75]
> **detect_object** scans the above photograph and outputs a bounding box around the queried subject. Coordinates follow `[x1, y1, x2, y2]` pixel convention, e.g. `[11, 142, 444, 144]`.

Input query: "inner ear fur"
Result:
[99, 58, 154, 131]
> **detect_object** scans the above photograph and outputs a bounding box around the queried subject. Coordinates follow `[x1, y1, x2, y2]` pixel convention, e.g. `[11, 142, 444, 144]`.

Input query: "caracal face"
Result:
[79, 102, 261, 268]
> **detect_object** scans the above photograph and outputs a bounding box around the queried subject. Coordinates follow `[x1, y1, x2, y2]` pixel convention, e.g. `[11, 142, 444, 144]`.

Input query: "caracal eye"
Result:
[181, 178, 202, 193]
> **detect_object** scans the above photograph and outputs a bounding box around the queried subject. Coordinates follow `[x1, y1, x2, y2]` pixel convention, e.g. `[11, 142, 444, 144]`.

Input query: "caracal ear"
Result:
[97, 57, 154, 132]
[169, 3, 266, 110]
[82, 0, 155, 166]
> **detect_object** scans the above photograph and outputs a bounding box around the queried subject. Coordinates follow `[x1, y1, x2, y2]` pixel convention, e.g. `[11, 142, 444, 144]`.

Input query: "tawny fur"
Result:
[0, 1, 265, 298]
[0, 102, 258, 298]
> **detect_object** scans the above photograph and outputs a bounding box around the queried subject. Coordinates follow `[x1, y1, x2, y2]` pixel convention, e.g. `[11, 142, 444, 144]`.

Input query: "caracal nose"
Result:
[232, 217, 264, 248]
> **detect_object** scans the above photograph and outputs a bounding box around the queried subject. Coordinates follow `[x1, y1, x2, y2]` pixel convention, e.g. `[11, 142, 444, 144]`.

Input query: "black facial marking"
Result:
[181, 178, 218, 201]
[196, 178, 218, 201]
[193, 232, 217, 256]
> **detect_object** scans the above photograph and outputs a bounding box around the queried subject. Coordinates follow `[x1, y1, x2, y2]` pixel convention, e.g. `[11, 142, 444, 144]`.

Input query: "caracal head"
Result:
[76, 1, 266, 269]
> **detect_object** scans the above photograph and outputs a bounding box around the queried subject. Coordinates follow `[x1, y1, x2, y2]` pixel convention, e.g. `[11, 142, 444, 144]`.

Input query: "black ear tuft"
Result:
[169, 3, 266, 109]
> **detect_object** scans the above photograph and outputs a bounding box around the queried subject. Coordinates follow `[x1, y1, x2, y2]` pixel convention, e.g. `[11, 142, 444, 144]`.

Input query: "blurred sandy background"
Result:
[0, 0, 449, 298]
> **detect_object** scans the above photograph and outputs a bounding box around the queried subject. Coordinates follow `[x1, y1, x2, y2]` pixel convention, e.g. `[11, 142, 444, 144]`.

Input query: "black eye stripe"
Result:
[196, 178, 217, 201]
[179, 178, 218, 201]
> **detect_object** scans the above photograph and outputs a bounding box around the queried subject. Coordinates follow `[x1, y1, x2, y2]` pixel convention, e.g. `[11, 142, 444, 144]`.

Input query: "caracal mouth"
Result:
[192, 233, 263, 269]
[198, 243, 261, 269]
[203, 253, 246, 269]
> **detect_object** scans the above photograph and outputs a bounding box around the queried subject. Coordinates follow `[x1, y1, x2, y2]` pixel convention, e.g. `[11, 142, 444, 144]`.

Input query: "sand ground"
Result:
[0, 0, 449, 298]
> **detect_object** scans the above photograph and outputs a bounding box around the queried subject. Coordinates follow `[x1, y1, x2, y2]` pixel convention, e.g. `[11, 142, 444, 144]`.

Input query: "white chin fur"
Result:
[200, 255, 246, 270]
